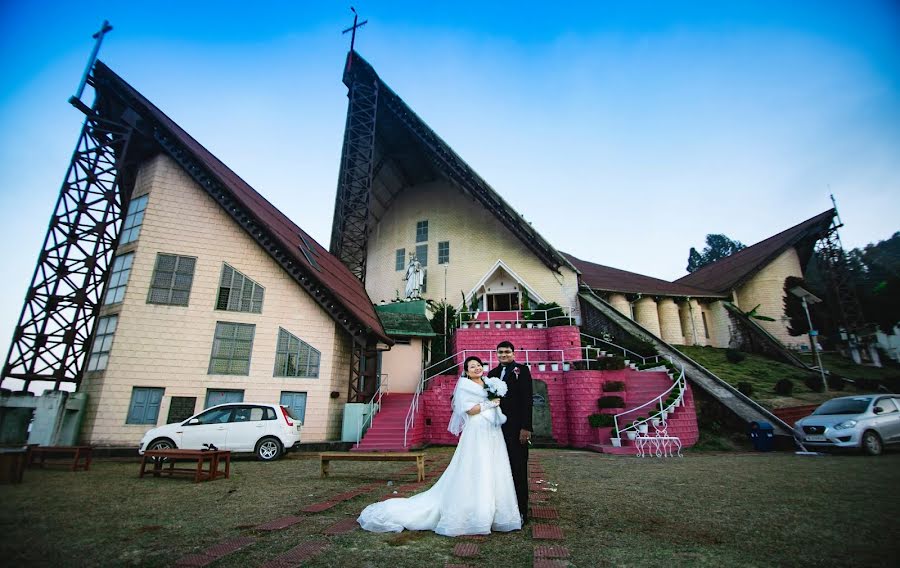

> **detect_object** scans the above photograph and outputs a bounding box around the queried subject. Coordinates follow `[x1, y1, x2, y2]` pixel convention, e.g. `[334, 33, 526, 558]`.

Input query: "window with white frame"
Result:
[208, 322, 255, 375]
[148, 253, 196, 306]
[438, 241, 449, 264]
[395, 248, 405, 271]
[120, 194, 149, 245]
[274, 328, 321, 378]
[216, 264, 264, 313]
[87, 315, 118, 371]
[104, 253, 134, 305]
[416, 220, 428, 243]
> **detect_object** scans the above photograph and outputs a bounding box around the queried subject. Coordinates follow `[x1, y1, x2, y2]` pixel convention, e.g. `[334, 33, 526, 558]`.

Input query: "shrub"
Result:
[603, 380, 625, 392]
[774, 378, 794, 395]
[826, 374, 845, 391]
[803, 376, 825, 393]
[725, 349, 746, 363]
[599, 356, 626, 371]
[618, 335, 658, 358]
[598, 396, 625, 409]
[737, 382, 754, 397]
[588, 413, 615, 428]
[854, 377, 882, 392]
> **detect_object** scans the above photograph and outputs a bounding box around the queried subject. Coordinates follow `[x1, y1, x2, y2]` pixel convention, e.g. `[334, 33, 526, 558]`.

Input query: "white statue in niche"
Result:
[404, 255, 425, 299]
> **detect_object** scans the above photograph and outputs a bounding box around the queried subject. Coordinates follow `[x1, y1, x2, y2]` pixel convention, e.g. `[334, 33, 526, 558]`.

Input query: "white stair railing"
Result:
[456, 306, 578, 329]
[355, 374, 388, 448]
[580, 332, 661, 366]
[613, 356, 687, 442]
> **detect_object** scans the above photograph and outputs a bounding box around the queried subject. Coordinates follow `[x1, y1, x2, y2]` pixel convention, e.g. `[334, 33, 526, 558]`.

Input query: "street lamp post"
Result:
[790, 286, 827, 392]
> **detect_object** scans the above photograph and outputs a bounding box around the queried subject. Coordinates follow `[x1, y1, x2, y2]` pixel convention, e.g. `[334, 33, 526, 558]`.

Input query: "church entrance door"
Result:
[486, 293, 520, 311]
[531, 380, 553, 442]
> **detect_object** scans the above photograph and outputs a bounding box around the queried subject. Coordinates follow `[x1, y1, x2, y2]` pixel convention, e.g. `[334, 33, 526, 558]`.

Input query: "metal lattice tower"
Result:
[2, 108, 134, 390]
[815, 211, 866, 337]
[329, 69, 378, 282]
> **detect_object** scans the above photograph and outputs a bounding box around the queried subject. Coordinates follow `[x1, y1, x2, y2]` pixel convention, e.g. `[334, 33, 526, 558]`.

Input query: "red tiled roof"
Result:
[93, 61, 389, 343]
[674, 209, 835, 293]
[563, 253, 725, 298]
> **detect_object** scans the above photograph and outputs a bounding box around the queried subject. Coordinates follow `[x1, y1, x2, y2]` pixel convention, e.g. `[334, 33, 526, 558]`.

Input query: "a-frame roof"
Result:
[674, 209, 836, 293]
[334, 51, 577, 275]
[92, 61, 390, 344]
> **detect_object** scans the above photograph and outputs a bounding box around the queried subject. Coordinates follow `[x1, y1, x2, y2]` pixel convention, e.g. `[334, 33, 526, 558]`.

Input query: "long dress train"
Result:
[356, 378, 521, 536]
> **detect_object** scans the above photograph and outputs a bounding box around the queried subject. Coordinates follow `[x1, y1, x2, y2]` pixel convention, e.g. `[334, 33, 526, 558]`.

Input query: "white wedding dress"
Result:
[357, 377, 522, 536]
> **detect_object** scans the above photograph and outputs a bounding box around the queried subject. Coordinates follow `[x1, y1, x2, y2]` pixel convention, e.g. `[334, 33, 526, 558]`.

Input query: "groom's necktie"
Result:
[499, 365, 507, 381]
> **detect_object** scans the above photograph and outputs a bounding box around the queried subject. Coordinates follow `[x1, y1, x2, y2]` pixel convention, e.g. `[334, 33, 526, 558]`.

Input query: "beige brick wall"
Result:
[734, 247, 804, 347]
[633, 297, 661, 337]
[656, 297, 683, 345]
[677, 299, 707, 346]
[704, 300, 732, 348]
[608, 293, 631, 317]
[80, 154, 352, 447]
[364, 181, 579, 320]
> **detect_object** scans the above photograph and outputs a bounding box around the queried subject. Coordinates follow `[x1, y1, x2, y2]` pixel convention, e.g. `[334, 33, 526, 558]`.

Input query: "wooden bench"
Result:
[26, 445, 93, 471]
[320, 452, 425, 482]
[139, 449, 231, 483]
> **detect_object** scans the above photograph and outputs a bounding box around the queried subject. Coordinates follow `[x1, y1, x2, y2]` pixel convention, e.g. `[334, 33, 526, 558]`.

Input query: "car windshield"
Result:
[812, 398, 871, 416]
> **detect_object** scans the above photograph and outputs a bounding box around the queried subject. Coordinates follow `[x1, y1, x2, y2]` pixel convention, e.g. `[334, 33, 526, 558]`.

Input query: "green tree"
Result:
[686, 234, 747, 273]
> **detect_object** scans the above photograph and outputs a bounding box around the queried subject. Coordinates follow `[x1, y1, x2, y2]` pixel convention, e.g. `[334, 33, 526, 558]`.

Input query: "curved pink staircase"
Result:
[591, 371, 699, 455]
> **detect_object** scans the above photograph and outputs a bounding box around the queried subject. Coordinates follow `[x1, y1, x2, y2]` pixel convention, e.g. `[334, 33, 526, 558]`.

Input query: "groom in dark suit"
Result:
[487, 340, 533, 524]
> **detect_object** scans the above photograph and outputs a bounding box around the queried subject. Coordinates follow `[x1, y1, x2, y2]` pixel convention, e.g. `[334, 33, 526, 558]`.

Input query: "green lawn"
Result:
[2, 448, 898, 567]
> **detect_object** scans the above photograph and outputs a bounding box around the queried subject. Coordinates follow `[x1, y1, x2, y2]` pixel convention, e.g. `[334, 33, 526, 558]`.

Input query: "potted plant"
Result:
[626, 426, 638, 441]
[635, 417, 648, 435]
[505, 321, 512, 329]
[603, 380, 625, 392]
[495, 322, 502, 329]
[550, 362, 559, 371]
[562, 362, 571, 371]
[515, 321, 522, 329]
[474, 322, 482, 329]
[538, 363, 547, 372]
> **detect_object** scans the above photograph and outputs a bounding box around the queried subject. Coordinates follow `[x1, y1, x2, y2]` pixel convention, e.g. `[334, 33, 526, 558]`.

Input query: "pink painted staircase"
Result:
[351, 393, 423, 452]
[590, 370, 699, 455]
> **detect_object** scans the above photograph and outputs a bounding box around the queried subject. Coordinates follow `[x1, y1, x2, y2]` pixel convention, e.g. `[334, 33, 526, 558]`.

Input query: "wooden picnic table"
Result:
[26, 445, 93, 471]
[320, 451, 425, 482]
[139, 449, 231, 483]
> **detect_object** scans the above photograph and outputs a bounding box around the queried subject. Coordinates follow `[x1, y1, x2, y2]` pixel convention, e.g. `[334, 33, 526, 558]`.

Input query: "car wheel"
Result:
[147, 438, 176, 462]
[148, 438, 176, 451]
[255, 437, 282, 461]
[862, 430, 883, 456]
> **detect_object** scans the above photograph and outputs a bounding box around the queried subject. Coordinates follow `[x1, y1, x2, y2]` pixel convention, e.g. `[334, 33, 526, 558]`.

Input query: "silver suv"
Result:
[795, 395, 900, 456]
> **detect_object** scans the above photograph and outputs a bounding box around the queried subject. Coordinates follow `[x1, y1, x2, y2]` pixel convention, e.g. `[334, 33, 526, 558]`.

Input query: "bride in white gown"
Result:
[357, 356, 522, 536]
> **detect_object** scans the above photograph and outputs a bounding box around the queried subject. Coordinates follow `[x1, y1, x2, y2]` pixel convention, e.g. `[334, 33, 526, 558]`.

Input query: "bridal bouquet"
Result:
[483, 376, 508, 400]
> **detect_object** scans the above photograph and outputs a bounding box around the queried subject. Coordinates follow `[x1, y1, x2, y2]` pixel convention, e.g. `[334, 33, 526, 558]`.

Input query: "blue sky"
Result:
[1, 1, 898, 365]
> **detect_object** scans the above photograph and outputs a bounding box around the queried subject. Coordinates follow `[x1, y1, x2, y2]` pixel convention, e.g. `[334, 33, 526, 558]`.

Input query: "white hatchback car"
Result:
[138, 403, 302, 461]
[794, 394, 900, 456]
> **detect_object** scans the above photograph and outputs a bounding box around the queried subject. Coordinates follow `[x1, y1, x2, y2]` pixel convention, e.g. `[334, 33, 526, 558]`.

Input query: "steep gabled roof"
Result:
[334, 51, 577, 275]
[564, 253, 726, 298]
[92, 61, 390, 344]
[675, 209, 835, 293]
